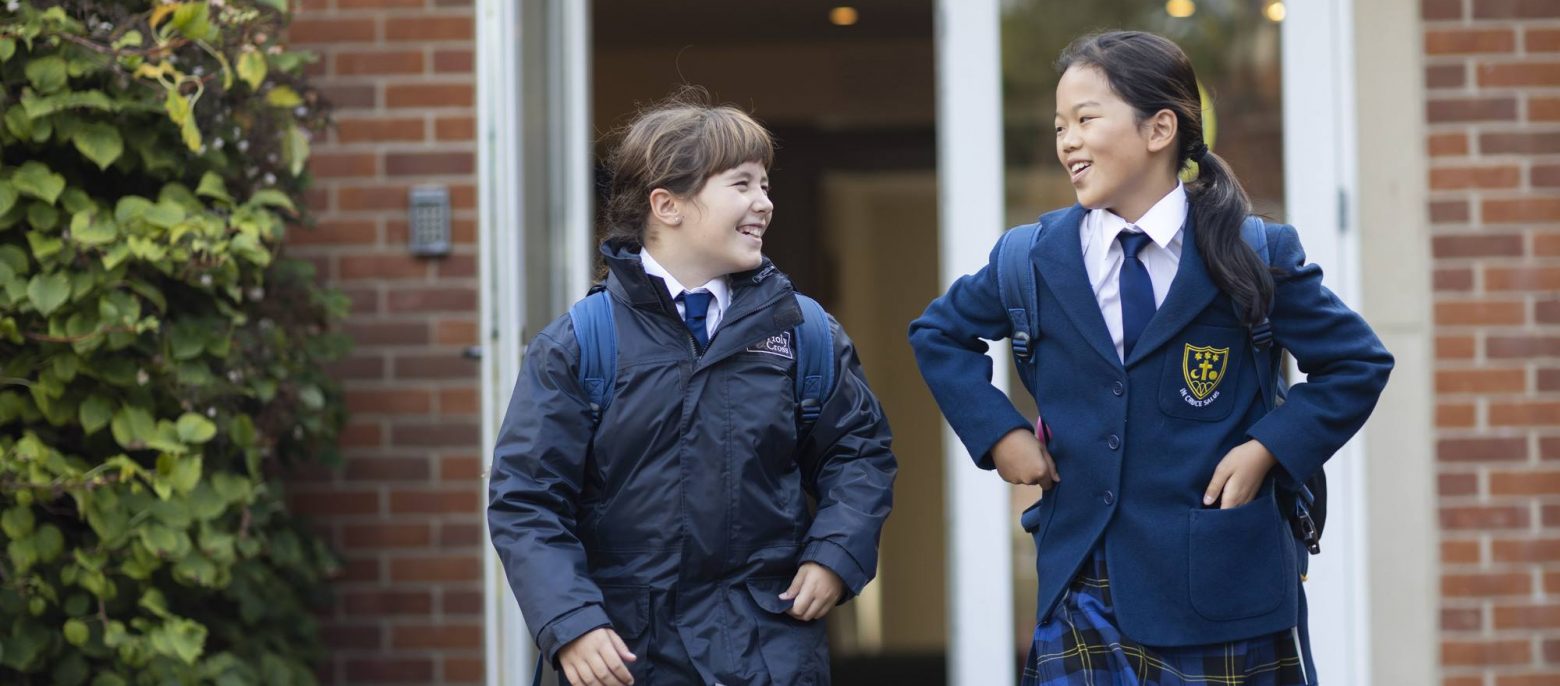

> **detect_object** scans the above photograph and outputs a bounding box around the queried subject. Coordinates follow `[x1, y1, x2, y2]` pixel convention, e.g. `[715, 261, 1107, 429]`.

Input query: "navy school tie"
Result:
[1117, 230, 1156, 360]
[678, 291, 713, 350]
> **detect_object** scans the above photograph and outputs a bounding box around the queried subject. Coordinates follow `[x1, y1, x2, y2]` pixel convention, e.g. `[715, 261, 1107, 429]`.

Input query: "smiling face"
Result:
[648, 160, 773, 286]
[1054, 65, 1178, 223]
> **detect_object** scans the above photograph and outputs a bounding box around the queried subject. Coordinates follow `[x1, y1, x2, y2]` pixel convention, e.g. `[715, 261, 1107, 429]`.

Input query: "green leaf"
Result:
[170, 320, 207, 360]
[102, 244, 130, 270]
[196, 172, 232, 203]
[143, 201, 185, 229]
[113, 196, 153, 226]
[0, 38, 14, 63]
[71, 210, 118, 246]
[0, 182, 17, 218]
[35, 525, 63, 562]
[26, 232, 64, 260]
[283, 124, 310, 177]
[171, 2, 215, 42]
[79, 395, 112, 434]
[158, 617, 206, 665]
[265, 86, 302, 108]
[237, 50, 267, 91]
[2, 507, 36, 538]
[62, 618, 88, 647]
[26, 202, 58, 230]
[259, 0, 289, 12]
[8, 537, 38, 573]
[188, 484, 226, 521]
[247, 189, 295, 213]
[158, 453, 202, 494]
[113, 31, 143, 50]
[72, 122, 123, 170]
[20, 90, 115, 118]
[26, 273, 70, 316]
[4, 104, 33, 140]
[25, 56, 67, 94]
[13, 162, 66, 205]
[110, 406, 155, 450]
[176, 413, 216, 444]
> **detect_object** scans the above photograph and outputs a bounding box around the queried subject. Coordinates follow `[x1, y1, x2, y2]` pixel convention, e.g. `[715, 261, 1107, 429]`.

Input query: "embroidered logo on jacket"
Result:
[1180, 344, 1229, 407]
[747, 332, 794, 360]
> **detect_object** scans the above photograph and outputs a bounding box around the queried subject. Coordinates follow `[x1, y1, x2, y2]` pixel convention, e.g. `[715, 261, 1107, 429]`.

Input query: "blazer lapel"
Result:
[1124, 215, 1219, 368]
[1030, 205, 1121, 369]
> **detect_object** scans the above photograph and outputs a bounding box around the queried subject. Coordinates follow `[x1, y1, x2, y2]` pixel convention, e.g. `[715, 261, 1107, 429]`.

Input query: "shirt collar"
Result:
[639, 248, 731, 313]
[1096, 182, 1188, 254]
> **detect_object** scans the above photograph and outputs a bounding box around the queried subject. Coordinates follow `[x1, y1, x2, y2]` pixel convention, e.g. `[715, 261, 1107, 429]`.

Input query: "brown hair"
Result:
[600, 87, 775, 248]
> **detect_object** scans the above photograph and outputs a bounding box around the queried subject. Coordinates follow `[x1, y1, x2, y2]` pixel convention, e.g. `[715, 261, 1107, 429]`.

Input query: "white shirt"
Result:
[640, 249, 731, 339]
[1080, 183, 1188, 361]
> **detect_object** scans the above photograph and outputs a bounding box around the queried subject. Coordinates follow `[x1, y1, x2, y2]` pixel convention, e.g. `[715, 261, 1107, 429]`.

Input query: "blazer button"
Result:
[1111, 381, 1124, 396]
[1107, 434, 1120, 450]
[1103, 490, 1116, 505]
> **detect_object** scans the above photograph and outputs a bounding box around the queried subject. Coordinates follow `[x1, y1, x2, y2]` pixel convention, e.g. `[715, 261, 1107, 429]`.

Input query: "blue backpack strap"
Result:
[995, 222, 1043, 361]
[1239, 215, 1281, 412]
[568, 288, 617, 426]
[792, 293, 835, 428]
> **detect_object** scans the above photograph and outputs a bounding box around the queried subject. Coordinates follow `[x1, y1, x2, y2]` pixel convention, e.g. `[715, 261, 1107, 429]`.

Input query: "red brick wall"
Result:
[1427, 0, 1560, 683]
[284, 1, 484, 683]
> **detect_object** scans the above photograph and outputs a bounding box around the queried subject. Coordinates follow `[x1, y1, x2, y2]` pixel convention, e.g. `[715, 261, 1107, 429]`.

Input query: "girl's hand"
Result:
[1203, 439, 1278, 509]
[557, 627, 637, 686]
[992, 428, 1060, 489]
[781, 562, 844, 621]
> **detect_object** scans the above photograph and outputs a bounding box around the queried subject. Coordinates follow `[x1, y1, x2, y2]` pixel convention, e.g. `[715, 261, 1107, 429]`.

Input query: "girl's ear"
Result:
[649, 188, 683, 228]
[1144, 108, 1179, 155]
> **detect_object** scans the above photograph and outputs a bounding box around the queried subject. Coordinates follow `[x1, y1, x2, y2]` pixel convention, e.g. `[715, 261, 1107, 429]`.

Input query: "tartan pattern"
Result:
[1021, 547, 1311, 686]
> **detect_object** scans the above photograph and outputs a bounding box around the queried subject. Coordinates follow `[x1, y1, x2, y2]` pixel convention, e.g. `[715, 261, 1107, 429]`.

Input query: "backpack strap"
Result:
[1240, 216, 1280, 413]
[792, 293, 834, 428]
[568, 288, 617, 426]
[1239, 217, 1322, 554]
[995, 222, 1044, 361]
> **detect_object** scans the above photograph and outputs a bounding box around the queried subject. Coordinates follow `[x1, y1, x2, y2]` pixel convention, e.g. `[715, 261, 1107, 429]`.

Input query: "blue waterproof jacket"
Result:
[489, 240, 896, 684]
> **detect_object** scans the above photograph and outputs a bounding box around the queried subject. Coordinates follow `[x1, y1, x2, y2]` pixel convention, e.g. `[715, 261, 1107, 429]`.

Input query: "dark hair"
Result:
[1056, 31, 1274, 326]
[599, 86, 775, 248]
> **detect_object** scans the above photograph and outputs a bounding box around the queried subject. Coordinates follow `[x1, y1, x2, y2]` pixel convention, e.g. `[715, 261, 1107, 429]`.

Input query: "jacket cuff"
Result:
[536, 603, 612, 666]
[969, 417, 1034, 471]
[1247, 419, 1321, 488]
[801, 539, 871, 597]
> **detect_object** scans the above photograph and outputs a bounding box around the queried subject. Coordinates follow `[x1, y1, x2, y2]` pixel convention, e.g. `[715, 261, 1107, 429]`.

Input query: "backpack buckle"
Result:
[1293, 501, 1321, 555]
[1250, 320, 1274, 351]
[1012, 331, 1032, 360]
[798, 399, 821, 425]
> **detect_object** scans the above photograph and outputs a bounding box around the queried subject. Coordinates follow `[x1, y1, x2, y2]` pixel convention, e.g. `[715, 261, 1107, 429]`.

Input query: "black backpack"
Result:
[993, 214, 1325, 555]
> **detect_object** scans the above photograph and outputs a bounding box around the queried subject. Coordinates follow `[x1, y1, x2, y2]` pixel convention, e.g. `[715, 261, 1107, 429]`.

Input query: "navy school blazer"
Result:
[908, 205, 1392, 646]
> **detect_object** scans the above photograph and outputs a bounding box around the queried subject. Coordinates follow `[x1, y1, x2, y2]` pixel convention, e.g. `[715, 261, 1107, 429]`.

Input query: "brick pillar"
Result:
[1426, 0, 1560, 684]
[285, 0, 484, 683]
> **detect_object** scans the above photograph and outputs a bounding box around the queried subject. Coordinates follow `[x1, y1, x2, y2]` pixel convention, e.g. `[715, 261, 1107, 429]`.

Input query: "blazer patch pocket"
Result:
[1158, 324, 1247, 422]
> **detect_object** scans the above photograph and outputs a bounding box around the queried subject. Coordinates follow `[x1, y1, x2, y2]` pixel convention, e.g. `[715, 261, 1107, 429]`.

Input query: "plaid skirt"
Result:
[1021, 547, 1313, 686]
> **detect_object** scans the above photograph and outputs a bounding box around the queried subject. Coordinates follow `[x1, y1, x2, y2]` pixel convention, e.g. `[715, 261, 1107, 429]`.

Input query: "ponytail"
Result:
[1188, 149, 1274, 326]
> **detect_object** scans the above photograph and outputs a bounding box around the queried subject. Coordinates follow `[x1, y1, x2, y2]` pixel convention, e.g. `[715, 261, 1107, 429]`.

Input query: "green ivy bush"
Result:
[0, 2, 348, 683]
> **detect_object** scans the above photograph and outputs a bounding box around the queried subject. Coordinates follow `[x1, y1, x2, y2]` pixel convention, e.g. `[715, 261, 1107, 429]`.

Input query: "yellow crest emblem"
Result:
[1182, 344, 1230, 401]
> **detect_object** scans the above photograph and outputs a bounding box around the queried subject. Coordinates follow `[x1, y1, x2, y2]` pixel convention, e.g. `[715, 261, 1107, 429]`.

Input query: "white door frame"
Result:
[478, 0, 592, 683]
[935, 2, 1015, 684]
[1281, 1, 1370, 683]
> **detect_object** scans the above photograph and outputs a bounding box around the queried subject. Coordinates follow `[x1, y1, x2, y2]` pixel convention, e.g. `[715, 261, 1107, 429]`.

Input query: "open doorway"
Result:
[592, 0, 949, 679]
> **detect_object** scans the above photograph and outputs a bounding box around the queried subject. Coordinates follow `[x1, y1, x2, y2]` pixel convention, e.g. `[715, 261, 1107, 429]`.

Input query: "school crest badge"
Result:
[1180, 343, 1229, 407]
[747, 332, 794, 360]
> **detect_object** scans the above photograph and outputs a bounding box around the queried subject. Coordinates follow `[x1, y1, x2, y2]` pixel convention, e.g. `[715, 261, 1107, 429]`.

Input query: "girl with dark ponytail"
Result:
[910, 30, 1393, 686]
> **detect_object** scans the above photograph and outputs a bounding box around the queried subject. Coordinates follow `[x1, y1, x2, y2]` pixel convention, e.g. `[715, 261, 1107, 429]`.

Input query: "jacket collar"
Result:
[1030, 205, 1218, 369]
